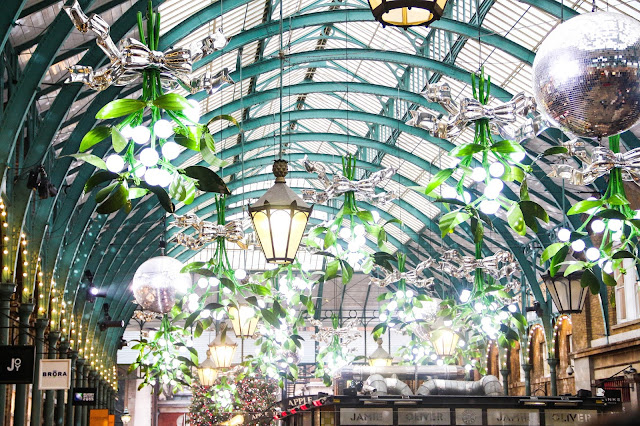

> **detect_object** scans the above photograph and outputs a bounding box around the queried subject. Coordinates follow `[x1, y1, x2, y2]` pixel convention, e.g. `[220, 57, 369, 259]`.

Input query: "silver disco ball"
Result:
[532, 12, 640, 138]
[131, 256, 191, 313]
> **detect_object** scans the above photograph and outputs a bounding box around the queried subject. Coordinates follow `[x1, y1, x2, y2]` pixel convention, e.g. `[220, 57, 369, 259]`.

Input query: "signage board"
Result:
[0, 345, 35, 384]
[39, 359, 72, 390]
[544, 409, 597, 425]
[487, 408, 540, 425]
[89, 409, 109, 426]
[398, 408, 450, 425]
[604, 389, 622, 405]
[455, 408, 483, 425]
[288, 396, 313, 408]
[73, 387, 97, 406]
[340, 408, 392, 425]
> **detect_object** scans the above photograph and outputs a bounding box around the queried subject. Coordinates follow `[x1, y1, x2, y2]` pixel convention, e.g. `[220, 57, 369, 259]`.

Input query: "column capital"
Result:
[547, 358, 559, 368]
[0, 282, 15, 299]
[18, 302, 34, 317]
[522, 363, 533, 372]
[36, 317, 49, 330]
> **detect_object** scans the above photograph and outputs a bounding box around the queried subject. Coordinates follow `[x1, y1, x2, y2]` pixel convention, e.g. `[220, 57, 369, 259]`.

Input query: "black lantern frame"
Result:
[368, 0, 449, 29]
[541, 271, 587, 314]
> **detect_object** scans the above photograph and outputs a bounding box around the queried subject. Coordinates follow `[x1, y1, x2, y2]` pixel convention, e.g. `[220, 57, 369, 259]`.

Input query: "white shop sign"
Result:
[398, 408, 450, 425]
[487, 408, 540, 425]
[544, 410, 597, 425]
[39, 359, 71, 390]
[455, 408, 483, 425]
[340, 408, 392, 425]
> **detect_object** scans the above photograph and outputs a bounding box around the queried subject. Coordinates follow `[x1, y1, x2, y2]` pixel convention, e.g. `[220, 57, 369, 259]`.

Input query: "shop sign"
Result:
[39, 359, 71, 390]
[487, 408, 540, 425]
[73, 387, 97, 406]
[288, 396, 313, 407]
[455, 408, 483, 425]
[340, 408, 392, 425]
[604, 389, 622, 405]
[398, 408, 450, 425]
[0, 345, 35, 384]
[544, 409, 597, 425]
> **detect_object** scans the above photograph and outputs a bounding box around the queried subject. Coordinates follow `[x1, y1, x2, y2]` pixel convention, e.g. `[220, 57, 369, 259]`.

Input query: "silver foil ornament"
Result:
[173, 213, 244, 250]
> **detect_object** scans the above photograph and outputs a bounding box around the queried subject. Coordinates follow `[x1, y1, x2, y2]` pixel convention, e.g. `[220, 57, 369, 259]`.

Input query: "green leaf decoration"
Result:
[581, 269, 600, 295]
[325, 259, 340, 280]
[182, 165, 231, 194]
[261, 309, 280, 328]
[450, 143, 484, 158]
[174, 126, 199, 150]
[95, 99, 146, 119]
[139, 182, 175, 213]
[127, 187, 147, 200]
[434, 197, 467, 207]
[421, 168, 454, 195]
[439, 210, 471, 237]
[608, 193, 630, 206]
[194, 321, 204, 338]
[372, 323, 387, 340]
[502, 166, 524, 182]
[206, 114, 240, 128]
[152, 93, 191, 111]
[184, 311, 200, 329]
[66, 153, 107, 170]
[96, 182, 117, 203]
[96, 183, 130, 214]
[470, 217, 484, 245]
[549, 245, 570, 277]
[520, 200, 550, 232]
[507, 203, 526, 236]
[84, 171, 119, 193]
[341, 260, 354, 284]
[563, 261, 587, 276]
[111, 127, 128, 153]
[180, 261, 207, 273]
[596, 209, 627, 220]
[323, 230, 336, 249]
[80, 126, 111, 152]
[491, 140, 525, 154]
[543, 146, 569, 156]
[612, 250, 636, 259]
[356, 210, 374, 223]
[602, 271, 617, 287]
[568, 199, 603, 215]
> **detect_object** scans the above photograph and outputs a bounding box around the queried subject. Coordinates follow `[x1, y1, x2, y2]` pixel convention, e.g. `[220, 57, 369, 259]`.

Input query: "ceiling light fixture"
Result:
[368, 0, 449, 28]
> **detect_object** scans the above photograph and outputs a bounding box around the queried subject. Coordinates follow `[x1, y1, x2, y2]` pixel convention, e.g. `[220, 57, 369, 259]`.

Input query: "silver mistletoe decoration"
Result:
[548, 139, 640, 186]
[407, 82, 547, 142]
[63, 0, 233, 92]
[172, 213, 244, 250]
[301, 156, 398, 205]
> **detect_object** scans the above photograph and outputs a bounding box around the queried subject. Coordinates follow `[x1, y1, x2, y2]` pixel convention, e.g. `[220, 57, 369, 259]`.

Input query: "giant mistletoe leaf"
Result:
[182, 165, 230, 194]
[96, 99, 146, 119]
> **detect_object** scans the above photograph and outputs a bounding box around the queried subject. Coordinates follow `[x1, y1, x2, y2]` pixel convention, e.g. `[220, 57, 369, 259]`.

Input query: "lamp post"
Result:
[368, 0, 450, 28]
[431, 328, 460, 357]
[541, 271, 587, 314]
[369, 338, 393, 367]
[249, 159, 312, 264]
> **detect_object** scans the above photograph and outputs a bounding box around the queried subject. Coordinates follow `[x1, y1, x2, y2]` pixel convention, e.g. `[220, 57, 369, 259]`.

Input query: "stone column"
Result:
[0, 282, 15, 425]
[65, 351, 78, 426]
[31, 318, 49, 426]
[548, 358, 559, 396]
[523, 363, 532, 396]
[55, 340, 70, 426]
[500, 368, 509, 396]
[74, 359, 85, 426]
[44, 331, 60, 426]
[14, 302, 34, 426]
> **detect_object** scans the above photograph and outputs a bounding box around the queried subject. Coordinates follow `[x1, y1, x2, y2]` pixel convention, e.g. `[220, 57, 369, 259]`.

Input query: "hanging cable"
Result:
[278, 0, 284, 160]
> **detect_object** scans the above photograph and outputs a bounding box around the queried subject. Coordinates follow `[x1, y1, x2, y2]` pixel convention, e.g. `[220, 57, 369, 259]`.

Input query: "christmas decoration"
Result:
[173, 213, 244, 250]
[131, 256, 191, 313]
[189, 376, 277, 426]
[63, 0, 232, 92]
[532, 11, 640, 138]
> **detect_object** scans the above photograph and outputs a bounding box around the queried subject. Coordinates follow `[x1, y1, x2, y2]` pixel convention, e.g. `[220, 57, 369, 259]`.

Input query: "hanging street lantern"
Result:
[209, 328, 237, 369]
[369, 338, 393, 366]
[368, 0, 450, 29]
[249, 159, 313, 264]
[196, 349, 219, 386]
[228, 305, 259, 338]
[541, 271, 587, 314]
[431, 327, 460, 357]
[121, 408, 131, 425]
